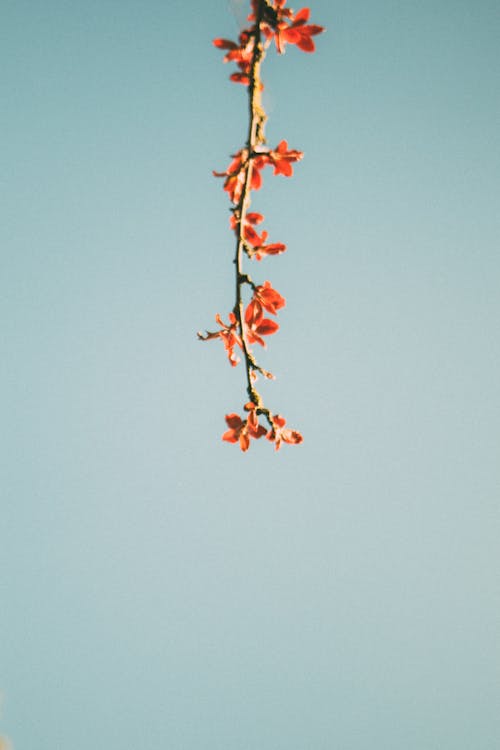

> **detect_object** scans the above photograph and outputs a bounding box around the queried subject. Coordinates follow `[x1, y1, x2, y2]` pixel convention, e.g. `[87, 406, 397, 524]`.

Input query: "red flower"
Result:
[261, 7, 325, 55]
[266, 414, 303, 451]
[248, 281, 286, 317]
[213, 151, 246, 204]
[222, 402, 267, 451]
[197, 312, 242, 367]
[250, 241, 287, 261]
[268, 140, 303, 177]
[230, 213, 288, 260]
[213, 151, 269, 204]
[213, 31, 258, 86]
[213, 143, 300, 203]
[230, 211, 263, 235]
[245, 300, 280, 347]
[244, 222, 268, 247]
[231, 212, 273, 254]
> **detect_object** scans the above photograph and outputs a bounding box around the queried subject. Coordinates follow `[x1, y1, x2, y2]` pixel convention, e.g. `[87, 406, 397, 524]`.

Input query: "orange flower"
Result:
[214, 143, 300, 203]
[260, 6, 325, 55]
[245, 300, 280, 347]
[250, 241, 287, 261]
[213, 151, 247, 204]
[266, 414, 303, 451]
[231, 212, 275, 255]
[213, 151, 269, 204]
[243, 222, 268, 247]
[213, 31, 255, 86]
[256, 280, 286, 314]
[248, 281, 286, 318]
[268, 140, 303, 177]
[222, 403, 267, 451]
[230, 213, 287, 260]
[198, 312, 242, 367]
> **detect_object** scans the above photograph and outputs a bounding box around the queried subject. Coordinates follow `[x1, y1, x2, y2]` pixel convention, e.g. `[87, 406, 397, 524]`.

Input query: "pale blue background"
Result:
[1, 1, 499, 748]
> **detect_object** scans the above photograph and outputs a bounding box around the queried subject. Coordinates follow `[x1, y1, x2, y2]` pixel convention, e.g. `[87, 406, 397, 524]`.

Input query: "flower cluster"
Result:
[223, 403, 303, 452]
[199, 0, 324, 451]
[213, 141, 302, 204]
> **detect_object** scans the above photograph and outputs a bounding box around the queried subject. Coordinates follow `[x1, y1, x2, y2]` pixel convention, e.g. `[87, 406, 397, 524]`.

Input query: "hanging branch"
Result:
[198, 0, 324, 451]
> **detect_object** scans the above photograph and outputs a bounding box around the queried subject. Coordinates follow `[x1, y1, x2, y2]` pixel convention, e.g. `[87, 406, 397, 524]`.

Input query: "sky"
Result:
[1, 0, 499, 748]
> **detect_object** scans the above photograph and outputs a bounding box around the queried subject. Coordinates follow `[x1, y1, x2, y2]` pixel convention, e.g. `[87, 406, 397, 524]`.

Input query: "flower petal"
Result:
[255, 318, 279, 336]
[239, 432, 250, 451]
[213, 38, 238, 50]
[294, 8, 311, 24]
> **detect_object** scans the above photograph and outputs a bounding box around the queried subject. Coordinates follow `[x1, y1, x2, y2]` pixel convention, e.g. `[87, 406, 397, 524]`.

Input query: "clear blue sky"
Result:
[1, 1, 499, 748]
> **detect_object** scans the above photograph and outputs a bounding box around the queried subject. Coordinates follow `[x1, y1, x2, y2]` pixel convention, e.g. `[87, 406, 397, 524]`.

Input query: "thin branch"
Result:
[233, 1, 268, 408]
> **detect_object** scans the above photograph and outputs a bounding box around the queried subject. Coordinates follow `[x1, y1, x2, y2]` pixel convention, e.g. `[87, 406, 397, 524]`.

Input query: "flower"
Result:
[214, 142, 301, 203]
[245, 300, 280, 347]
[244, 222, 268, 247]
[213, 30, 260, 86]
[231, 213, 287, 260]
[250, 241, 287, 261]
[259, 6, 325, 55]
[213, 151, 247, 204]
[248, 281, 286, 318]
[222, 402, 267, 451]
[213, 151, 269, 204]
[230, 213, 287, 260]
[197, 312, 242, 366]
[266, 414, 303, 450]
[268, 140, 303, 177]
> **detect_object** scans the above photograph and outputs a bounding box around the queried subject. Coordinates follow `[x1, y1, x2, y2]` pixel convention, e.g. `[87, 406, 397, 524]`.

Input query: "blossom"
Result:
[213, 31, 253, 64]
[213, 151, 269, 204]
[197, 312, 242, 366]
[230, 213, 287, 260]
[248, 281, 286, 318]
[268, 140, 303, 177]
[230, 211, 263, 238]
[244, 222, 268, 247]
[245, 299, 280, 347]
[214, 143, 300, 204]
[250, 241, 287, 261]
[213, 151, 247, 204]
[266, 414, 303, 451]
[260, 6, 325, 55]
[222, 402, 267, 451]
[213, 31, 254, 85]
[213, 30, 265, 88]
[230, 212, 287, 260]
[231, 212, 274, 255]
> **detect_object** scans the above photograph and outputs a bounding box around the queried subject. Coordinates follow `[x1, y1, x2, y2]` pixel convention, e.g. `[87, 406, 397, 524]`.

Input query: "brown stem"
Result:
[234, 1, 268, 407]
